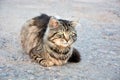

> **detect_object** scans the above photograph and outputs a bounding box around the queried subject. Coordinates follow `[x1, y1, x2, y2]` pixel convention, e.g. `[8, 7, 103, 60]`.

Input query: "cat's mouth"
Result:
[52, 41, 69, 48]
[52, 39, 72, 48]
[49, 44, 70, 54]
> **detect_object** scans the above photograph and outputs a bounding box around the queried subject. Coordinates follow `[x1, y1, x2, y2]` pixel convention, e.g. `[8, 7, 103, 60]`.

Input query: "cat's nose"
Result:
[61, 39, 68, 44]
[64, 38, 69, 42]
[64, 33, 70, 42]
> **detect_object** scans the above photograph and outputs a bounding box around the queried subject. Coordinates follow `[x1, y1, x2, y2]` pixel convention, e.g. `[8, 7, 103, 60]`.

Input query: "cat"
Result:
[20, 14, 81, 67]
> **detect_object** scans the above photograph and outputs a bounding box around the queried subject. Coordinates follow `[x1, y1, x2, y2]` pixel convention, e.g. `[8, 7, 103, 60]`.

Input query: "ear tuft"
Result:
[71, 21, 78, 27]
[48, 17, 59, 29]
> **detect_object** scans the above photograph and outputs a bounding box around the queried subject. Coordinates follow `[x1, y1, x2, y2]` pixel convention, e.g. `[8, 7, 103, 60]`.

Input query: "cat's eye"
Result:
[72, 33, 76, 36]
[57, 33, 64, 38]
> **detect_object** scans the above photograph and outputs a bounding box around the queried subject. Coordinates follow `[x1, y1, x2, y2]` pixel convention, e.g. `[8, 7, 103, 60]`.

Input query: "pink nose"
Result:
[64, 38, 69, 42]
[61, 39, 68, 44]
[64, 35, 70, 41]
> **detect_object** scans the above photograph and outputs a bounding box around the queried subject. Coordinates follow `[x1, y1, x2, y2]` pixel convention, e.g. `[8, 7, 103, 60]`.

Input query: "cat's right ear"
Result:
[48, 17, 59, 29]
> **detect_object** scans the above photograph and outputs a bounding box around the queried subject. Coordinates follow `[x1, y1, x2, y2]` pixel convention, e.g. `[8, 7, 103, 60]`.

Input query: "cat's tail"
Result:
[68, 48, 81, 63]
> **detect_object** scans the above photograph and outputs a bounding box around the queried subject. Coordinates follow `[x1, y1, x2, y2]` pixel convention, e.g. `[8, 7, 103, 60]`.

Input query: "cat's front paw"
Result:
[40, 60, 54, 67]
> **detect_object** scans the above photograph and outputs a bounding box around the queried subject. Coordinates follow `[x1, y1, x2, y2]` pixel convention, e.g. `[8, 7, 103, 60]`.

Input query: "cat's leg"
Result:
[68, 48, 81, 63]
[29, 50, 54, 67]
[40, 59, 54, 67]
[31, 54, 54, 67]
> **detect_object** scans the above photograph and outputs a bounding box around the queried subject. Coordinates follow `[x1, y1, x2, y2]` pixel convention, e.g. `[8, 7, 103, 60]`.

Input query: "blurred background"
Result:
[0, 0, 120, 80]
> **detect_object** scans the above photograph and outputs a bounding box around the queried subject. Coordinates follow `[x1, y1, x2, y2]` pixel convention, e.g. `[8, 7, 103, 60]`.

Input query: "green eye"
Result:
[72, 33, 76, 36]
[57, 33, 64, 38]
[58, 35, 61, 38]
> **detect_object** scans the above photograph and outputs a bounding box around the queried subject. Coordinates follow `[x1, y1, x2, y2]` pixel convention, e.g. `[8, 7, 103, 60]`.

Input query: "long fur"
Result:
[21, 14, 81, 67]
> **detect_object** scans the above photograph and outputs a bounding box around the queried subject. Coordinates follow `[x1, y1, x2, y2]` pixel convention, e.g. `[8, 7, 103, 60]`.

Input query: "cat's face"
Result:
[46, 17, 77, 47]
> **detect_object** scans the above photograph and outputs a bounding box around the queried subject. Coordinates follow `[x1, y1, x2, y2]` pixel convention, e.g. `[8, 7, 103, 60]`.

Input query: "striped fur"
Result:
[21, 14, 80, 67]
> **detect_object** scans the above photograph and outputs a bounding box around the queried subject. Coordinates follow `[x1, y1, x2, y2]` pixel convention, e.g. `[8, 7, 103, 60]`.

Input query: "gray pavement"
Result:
[0, 0, 120, 80]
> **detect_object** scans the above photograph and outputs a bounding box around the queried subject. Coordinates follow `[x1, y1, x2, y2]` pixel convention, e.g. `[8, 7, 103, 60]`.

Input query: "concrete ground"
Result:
[0, 0, 120, 80]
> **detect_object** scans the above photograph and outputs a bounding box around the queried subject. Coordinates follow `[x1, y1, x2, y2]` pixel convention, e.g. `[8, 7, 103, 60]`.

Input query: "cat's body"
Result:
[21, 14, 80, 67]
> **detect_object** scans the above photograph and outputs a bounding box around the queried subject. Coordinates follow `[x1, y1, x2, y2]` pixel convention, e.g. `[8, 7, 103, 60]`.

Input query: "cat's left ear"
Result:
[48, 17, 59, 29]
[71, 21, 78, 27]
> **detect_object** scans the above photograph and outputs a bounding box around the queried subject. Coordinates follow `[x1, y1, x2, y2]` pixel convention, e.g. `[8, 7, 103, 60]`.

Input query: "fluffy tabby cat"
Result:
[21, 14, 80, 67]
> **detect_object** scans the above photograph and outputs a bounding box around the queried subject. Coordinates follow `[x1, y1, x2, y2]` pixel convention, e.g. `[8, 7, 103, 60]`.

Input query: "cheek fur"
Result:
[52, 38, 75, 47]
[53, 38, 61, 45]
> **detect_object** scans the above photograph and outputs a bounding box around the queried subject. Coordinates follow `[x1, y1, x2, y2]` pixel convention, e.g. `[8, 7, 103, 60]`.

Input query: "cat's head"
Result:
[44, 17, 78, 48]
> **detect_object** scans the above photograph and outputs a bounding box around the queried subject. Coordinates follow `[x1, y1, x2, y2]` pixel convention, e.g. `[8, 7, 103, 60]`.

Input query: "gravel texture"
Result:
[0, 0, 120, 80]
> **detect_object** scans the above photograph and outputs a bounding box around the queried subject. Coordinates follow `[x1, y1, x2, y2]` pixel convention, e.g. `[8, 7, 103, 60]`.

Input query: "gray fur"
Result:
[20, 14, 80, 67]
